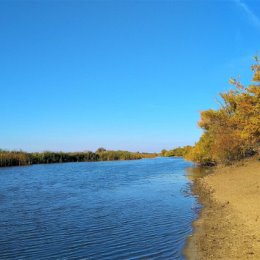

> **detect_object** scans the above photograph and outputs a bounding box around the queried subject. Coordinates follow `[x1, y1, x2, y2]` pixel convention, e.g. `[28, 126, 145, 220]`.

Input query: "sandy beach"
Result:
[185, 158, 260, 260]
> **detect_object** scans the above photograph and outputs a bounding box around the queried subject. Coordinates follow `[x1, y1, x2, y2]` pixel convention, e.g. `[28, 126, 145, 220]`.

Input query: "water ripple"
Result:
[0, 158, 199, 260]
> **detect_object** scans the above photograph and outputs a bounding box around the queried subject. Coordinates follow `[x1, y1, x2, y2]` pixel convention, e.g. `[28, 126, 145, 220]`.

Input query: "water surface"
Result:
[0, 157, 200, 259]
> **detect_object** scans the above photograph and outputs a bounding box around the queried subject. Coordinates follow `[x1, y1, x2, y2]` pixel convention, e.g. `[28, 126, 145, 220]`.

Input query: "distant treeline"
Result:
[0, 148, 158, 167]
[161, 146, 192, 157]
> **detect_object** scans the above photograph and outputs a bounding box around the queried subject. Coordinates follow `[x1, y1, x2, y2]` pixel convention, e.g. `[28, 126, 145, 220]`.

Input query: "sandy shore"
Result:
[185, 158, 260, 260]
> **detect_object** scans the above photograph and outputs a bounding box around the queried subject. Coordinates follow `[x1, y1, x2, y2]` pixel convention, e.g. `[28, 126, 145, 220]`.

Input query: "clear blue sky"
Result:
[0, 0, 259, 152]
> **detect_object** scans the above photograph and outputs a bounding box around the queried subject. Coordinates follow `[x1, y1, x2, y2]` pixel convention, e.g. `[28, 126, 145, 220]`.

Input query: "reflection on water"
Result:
[186, 165, 214, 182]
[0, 157, 200, 260]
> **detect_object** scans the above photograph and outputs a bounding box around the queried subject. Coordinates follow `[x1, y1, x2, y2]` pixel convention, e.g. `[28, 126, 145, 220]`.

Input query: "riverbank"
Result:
[185, 157, 260, 259]
[0, 149, 158, 167]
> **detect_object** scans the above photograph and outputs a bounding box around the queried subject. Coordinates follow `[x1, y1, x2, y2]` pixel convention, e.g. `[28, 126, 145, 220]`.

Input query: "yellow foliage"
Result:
[185, 56, 260, 165]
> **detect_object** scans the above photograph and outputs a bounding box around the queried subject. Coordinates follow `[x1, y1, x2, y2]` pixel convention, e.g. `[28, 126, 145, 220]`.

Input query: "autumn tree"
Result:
[185, 56, 260, 165]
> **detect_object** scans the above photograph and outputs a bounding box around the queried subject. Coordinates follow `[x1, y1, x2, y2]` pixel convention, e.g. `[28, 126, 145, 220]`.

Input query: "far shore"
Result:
[184, 157, 260, 259]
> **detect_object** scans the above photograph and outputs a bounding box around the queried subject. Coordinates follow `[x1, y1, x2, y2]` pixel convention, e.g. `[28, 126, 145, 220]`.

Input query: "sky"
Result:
[0, 0, 260, 152]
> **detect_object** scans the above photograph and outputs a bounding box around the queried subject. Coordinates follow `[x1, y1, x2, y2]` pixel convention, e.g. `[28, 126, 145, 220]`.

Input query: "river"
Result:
[0, 157, 200, 259]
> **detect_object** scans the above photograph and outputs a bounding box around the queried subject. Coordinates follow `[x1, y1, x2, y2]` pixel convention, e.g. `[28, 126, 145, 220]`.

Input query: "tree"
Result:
[185, 56, 260, 165]
[96, 147, 106, 153]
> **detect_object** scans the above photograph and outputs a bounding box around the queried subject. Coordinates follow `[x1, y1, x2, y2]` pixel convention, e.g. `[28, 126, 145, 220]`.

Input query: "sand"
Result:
[184, 158, 260, 260]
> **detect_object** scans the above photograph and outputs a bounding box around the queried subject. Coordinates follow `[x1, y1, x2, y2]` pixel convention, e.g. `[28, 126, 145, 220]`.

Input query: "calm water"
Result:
[0, 157, 201, 260]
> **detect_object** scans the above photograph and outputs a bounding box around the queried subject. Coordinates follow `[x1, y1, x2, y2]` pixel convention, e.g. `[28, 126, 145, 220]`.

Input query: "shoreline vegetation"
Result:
[187, 57, 260, 166]
[163, 56, 260, 167]
[0, 148, 157, 167]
